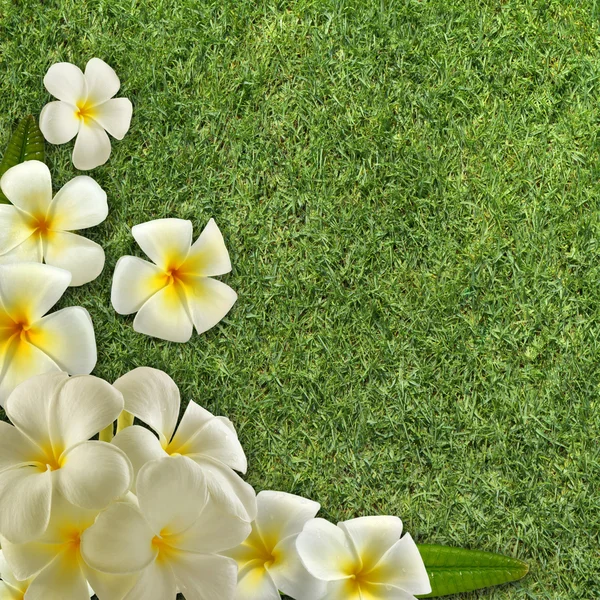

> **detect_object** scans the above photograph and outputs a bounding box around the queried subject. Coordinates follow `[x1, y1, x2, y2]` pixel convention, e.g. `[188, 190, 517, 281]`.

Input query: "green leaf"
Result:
[0, 115, 45, 203]
[416, 544, 529, 598]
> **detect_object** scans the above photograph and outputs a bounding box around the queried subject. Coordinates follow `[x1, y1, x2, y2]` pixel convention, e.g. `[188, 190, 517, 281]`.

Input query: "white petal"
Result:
[256, 491, 320, 547]
[167, 400, 214, 450]
[296, 519, 357, 582]
[3, 371, 67, 448]
[192, 456, 257, 522]
[24, 550, 90, 600]
[112, 426, 166, 480]
[339, 516, 403, 572]
[0, 339, 62, 407]
[131, 218, 192, 269]
[113, 367, 180, 442]
[0, 262, 71, 321]
[29, 307, 97, 375]
[81, 502, 156, 575]
[44, 62, 86, 104]
[84, 58, 120, 105]
[49, 175, 108, 230]
[174, 413, 247, 473]
[0, 581, 22, 600]
[133, 283, 193, 342]
[56, 441, 132, 510]
[123, 561, 176, 600]
[82, 563, 136, 600]
[92, 98, 132, 139]
[1, 538, 56, 581]
[185, 277, 237, 335]
[268, 535, 328, 600]
[39, 101, 80, 144]
[44, 232, 105, 286]
[171, 553, 238, 600]
[0, 206, 34, 255]
[180, 219, 231, 277]
[0, 421, 43, 473]
[51, 375, 123, 449]
[72, 121, 111, 170]
[136, 455, 205, 536]
[0, 233, 42, 264]
[0, 549, 29, 590]
[111, 256, 165, 315]
[367, 533, 432, 595]
[235, 561, 281, 600]
[174, 498, 251, 554]
[0, 161, 52, 218]
[0, 466, 52, 543]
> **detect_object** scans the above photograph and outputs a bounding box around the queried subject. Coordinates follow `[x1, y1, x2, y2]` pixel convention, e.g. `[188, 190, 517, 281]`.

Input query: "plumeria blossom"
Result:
[39, 58, 133, 170]
[0, 161, 108, 285]
[0, 372, 132, 544]
[225, 491, 326, 600]
[296, 516, 431, 600]
[111, 367, 257, 521]
[0, 549, 33, 600]
[0, 262, 96, 404]
[81, 455, 250, 600]
[111, 218, 237, 342]
[1, 494, 133, 600]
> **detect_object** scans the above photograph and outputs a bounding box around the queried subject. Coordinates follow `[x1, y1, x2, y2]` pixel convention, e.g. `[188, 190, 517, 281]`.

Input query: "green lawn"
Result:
[1, 1, 599, 598]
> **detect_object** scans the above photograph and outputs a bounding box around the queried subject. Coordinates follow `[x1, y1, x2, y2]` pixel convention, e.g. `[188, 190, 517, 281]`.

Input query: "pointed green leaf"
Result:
[0, 115, 45, 203]
[416, 544, 529, 598]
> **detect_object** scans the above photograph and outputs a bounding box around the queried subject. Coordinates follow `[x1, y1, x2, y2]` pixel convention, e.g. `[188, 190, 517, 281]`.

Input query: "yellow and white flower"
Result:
[0, 372, 132, 544]
[0, 262, 96, 404]
[81, 455, 250, 600]
[1, 494, 132, 600]
[39, 58, 133, 170]
[226, 491, 326, 600]
[0, 161, 107, 285]
[111, 367, 256, 521]
[0, 549, 32, 600]
[296, 516, 431, 600]
[111, 218, 237, 342]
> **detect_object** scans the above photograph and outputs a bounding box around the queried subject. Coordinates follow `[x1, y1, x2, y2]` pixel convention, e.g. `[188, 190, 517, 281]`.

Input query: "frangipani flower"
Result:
[1, 494, 132, 600]
[296, 516, 431, 600]
[0, 262, 96, 404]
[225, 491, 326, 600]
[39, 58, 133, 170]
[111, 367, 257, 521]
[0, 549, 33, 599]
[111, 218, 237, 342]
[0, 372, 132, 544]
[0, 161, 108, 285]
[81, 455, 250, 600]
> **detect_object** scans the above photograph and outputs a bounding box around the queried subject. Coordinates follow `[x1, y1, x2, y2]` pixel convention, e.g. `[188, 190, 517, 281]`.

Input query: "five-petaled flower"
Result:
[40, 58, 133, 170]
[0, 161, 108, 285]
[81, 455, 250, 600]
[111, 218, 237, 342]
[111, 367, 256, 521]
[0, 372, 132, 544]
[296, 516, 431, 600]
[225, 491, 326, 600]
[0, 262, 96, 403]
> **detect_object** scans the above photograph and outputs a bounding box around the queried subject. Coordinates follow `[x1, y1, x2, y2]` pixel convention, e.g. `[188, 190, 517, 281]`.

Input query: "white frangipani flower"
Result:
[111, 367, 257, 521]
[0, 161, 108, 285]
[40, 58, 133, 170]
[111, 218, 237, 342]
[0, 372, 132, 544]
[0, 262, 96, 404]
[225, 491, 326, 600]
[81, 455, 250, 600]
[296, 516, 431, 600]
[1, 494, 132, 600]
[0, 549, 33, 599]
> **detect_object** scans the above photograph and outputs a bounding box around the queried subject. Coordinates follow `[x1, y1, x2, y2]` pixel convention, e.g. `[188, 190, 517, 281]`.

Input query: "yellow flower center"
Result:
[152, 530, 180, 563]
[75, 99, 96, 124]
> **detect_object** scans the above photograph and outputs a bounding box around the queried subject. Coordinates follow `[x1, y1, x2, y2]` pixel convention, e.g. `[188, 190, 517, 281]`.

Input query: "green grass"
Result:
[1, 0, 600, 598]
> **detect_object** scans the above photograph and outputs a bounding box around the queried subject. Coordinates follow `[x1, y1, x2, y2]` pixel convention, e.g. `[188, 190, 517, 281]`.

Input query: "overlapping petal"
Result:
[72, 120, 112, 170]
[39, 101, 81, 144]
[111, 256, 166, 315]
[131, 219, 192, 271]
[48, 175, 107, 230]
[0, 160, 52, 217]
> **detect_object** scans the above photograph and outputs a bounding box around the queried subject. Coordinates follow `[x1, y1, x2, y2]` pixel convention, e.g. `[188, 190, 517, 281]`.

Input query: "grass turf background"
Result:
[1, 0, 599, 598]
